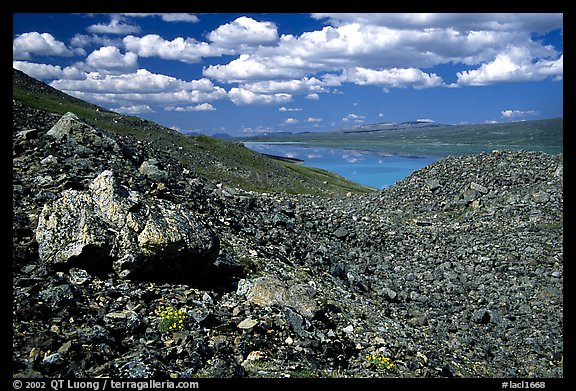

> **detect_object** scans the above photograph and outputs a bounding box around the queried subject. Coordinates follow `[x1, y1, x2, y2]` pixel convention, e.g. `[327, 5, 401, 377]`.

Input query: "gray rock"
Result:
[330, 262, 347, 279]
[39, 284, 76, 307]
[68, 268, 91, 285]
[139, 159, 168, 181]
[238, 276, 317, 318]
[342, 324, 354, 334]
[15, 128, 38, 140]
[461, 188, 479, 203]
[42, 352, 65, 368]
[40, 155, 58, 165]
[532, 191, 550, 203]
[47, 112, 119, 153]
[200, 356, 247, 378]
[36, 170, 219, 283]
[382, 287, 398, 302]
[333, 226, 349, 239]
[284, 307, 309, 338]
[237, 318, 258, 329]
[472, 309, 492, 324]
[470, 182, 488, 194]
[117, 359, 156, 378]
[554, 165, 563, 177]
[426, 178, 441, 191]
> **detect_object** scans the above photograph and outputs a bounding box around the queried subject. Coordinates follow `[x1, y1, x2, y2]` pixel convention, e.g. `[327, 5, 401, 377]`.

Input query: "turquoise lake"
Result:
[244, 142, 442, 190]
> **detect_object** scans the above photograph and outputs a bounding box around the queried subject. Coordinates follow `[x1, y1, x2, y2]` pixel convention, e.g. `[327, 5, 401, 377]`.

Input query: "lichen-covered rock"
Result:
[36, 170, 219, 283]
[47, 112, 120, 154]
[237, 276, 317, 318]
[35, 190, 114, 272]
[138, 159, 168, 181]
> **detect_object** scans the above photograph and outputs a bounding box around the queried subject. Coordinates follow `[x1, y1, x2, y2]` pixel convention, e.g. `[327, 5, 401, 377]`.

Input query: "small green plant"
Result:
[364, 354, 395, 371]
[154, 306, 187, 333]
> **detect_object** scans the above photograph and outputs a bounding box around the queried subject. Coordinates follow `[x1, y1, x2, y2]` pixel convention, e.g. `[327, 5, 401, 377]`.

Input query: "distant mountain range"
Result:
[337, 119, 445, 134]
[237, 117, 563, 156]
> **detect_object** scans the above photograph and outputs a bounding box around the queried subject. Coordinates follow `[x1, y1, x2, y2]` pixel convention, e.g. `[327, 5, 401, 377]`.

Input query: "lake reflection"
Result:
[244, 142, 441, 189]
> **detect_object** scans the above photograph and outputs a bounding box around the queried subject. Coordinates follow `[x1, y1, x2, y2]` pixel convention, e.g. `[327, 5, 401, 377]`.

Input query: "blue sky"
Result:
[13, 13, 563, 136]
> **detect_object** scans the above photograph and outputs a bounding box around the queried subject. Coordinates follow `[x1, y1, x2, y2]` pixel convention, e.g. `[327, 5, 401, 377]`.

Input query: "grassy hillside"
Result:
[239, 118, 563, 156]
[12, 69, 373, 196]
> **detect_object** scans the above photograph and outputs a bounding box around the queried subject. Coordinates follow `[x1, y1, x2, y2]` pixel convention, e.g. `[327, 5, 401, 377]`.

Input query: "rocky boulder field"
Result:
[13, 101, 563, 379]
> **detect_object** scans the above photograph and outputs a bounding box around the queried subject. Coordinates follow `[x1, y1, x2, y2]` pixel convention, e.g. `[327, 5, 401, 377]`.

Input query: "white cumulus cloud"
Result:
[165, 103, 216, 111]
[70, 34, 120, 49]
[122, 13, 199, 23]
[112, 104, 154, 114]
[501, 109, 538, 118]
[457, 48, 563, 86]
[13, 32, 82, 60]
[311, 13, 563, 34]
[208, 16, 278, 48]
[344, 66, 444, 89]
[123, 34, 229, 64]
[13, 61, 86, 80]
[228, 87, 292, 105]
[279, 106, 302, 112]
[238, 77, 326, 95]
[159, 14, 199, 23]
[87, 19, 141, 35]
[15, 13, 563, 110]
[204, 53, 302, 82]
[51, 69, 182, 93]
[85, 46, 138, 72]
[342, 113, 366, 123]
[48, 69, 227, 108]
[201, 13, 562, 94]
[13, 61, 64, 79]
